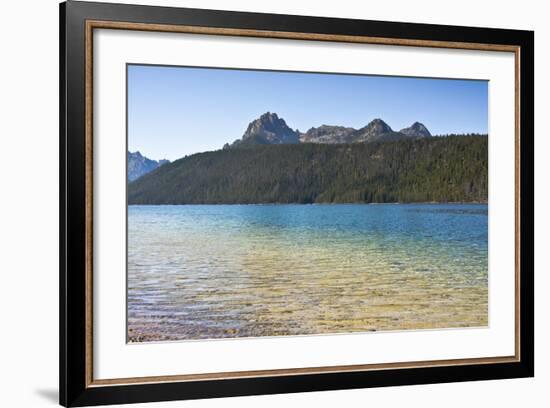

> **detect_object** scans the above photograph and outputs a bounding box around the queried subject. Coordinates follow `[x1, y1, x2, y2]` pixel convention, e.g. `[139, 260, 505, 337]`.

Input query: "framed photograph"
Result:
[60, 1, 534, 406]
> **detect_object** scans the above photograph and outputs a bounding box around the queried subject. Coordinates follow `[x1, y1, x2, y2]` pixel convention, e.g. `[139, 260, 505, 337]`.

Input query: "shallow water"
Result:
[127, 204, 488, 342]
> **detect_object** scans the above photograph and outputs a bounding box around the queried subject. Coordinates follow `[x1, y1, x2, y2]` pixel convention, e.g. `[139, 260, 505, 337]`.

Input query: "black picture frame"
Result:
[60, 1, 534, 406]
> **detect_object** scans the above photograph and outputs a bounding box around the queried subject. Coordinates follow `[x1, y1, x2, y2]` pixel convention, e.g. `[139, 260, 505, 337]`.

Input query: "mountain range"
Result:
[129, 113, 433, 181]
[127, 112, 487, 205]
[224, 112, 431, 149]
[127, 151, 169, 181]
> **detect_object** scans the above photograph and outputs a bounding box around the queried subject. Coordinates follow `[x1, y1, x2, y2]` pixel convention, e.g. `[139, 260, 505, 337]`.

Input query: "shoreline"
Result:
[128, 201, 488, 206]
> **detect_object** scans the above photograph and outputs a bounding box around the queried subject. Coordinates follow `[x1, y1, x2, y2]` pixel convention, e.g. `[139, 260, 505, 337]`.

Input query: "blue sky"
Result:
[128, 64, 488, 161]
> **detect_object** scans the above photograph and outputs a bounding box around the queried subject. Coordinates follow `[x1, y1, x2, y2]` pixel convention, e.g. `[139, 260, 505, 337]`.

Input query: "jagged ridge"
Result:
[225, 113, 432, 148]
[225, 112, 300, 149]
[128, 151, 170, 181]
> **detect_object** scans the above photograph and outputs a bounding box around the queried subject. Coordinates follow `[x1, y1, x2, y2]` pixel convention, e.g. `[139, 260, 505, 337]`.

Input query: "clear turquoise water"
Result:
[127, 204, 488, 342]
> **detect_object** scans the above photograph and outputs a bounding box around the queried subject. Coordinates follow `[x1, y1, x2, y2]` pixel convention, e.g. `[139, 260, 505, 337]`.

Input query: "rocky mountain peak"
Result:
[259, 111, 279, 122]
[128, 151, 170, 181]
[400, 122, 432, 138]
[364, 118, 393, 133]
[353, 118, 397, 143]
[230, 112, 299, 147]
[299, 124, 356, 144]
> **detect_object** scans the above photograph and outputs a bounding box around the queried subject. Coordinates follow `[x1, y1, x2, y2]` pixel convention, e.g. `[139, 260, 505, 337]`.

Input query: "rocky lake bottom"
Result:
[127, 203, 488, 342]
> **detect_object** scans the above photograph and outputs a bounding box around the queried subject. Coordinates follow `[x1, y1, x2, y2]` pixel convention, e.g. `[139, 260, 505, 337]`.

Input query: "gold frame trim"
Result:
[84, 20, 521, 388]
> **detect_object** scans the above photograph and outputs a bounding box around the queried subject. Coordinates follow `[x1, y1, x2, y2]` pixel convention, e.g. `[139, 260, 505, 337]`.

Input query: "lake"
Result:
[127, 204, 488, 342]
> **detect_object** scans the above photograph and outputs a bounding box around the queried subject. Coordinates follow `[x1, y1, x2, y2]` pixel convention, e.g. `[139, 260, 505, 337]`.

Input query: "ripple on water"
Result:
[127, 204, 488, 342]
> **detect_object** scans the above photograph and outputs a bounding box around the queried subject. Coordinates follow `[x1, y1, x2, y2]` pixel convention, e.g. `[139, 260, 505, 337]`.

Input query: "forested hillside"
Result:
[128, 135, 487, 204]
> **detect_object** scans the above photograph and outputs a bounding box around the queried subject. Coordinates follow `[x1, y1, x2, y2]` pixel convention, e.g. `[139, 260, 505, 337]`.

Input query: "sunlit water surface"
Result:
[127, 204, 488, 342]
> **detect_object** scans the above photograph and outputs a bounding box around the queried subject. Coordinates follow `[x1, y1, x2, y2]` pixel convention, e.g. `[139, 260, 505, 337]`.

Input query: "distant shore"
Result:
[128, 201, 488, 206]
